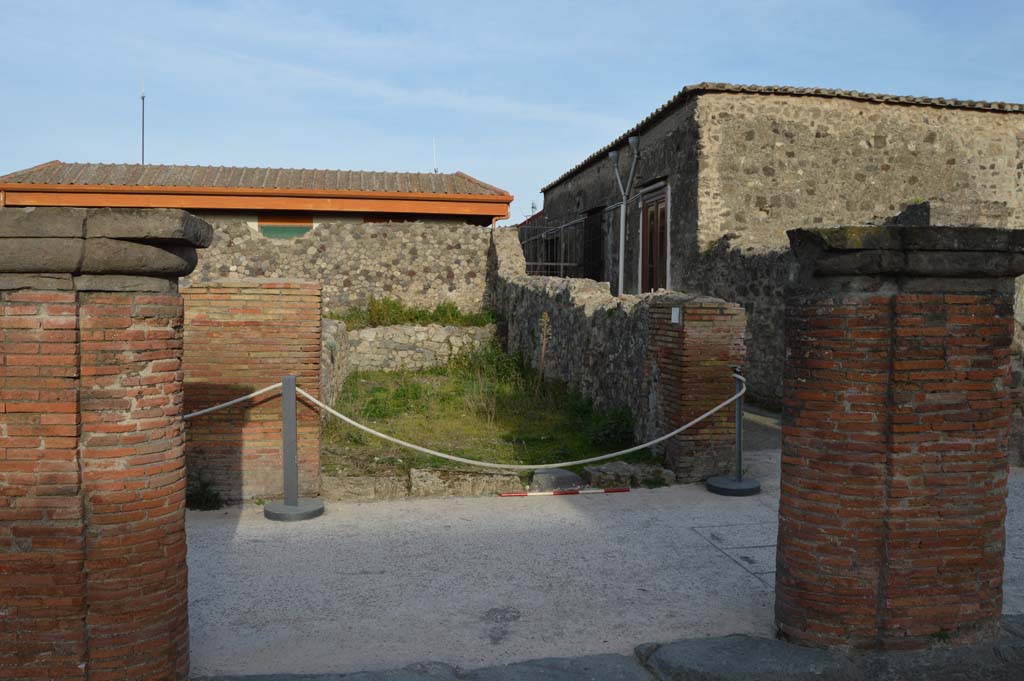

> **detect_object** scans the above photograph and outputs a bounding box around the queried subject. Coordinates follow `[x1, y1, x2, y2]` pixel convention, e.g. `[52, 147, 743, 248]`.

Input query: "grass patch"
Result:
[321, 342, 659, 477]
[326, 296, 495, 331]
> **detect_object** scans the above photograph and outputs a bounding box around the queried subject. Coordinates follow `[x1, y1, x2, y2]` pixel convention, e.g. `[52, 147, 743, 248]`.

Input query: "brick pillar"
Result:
[181, 279, 322, 502]
[0, 207, 211, 680]
[776, 222, 1021, 651]
[647, 295, 746, 481]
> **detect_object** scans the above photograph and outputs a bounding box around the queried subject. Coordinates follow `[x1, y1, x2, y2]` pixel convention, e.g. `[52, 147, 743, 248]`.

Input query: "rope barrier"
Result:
[183, 382, 283, 420]
[180, 374, 747, 473]
[294, 375, 745, 472]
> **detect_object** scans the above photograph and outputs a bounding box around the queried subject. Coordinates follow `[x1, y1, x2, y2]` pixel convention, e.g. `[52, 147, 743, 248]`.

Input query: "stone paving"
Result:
[187, 410, 1024, 679]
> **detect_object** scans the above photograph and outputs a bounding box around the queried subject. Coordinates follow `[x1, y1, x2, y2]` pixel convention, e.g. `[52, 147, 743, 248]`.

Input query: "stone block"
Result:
[638, 635, 860, 680]
[0, 206, 86, 237]
[529, 468, 585, 492]
[86, 206, 213, 246]
[409, 468, 524, 497]
[583, 461, 633, 488]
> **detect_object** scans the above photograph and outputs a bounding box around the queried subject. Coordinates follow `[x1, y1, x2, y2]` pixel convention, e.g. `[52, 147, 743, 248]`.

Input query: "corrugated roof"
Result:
[541, 82, 1024, 192]
[0, 161, 509, 196]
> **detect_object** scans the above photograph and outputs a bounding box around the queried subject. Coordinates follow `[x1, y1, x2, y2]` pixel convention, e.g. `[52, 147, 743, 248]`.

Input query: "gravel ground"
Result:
[186, 410, 1024, 677]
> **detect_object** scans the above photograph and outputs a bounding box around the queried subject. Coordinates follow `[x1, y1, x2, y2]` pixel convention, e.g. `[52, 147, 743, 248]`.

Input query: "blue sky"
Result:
[2, 0, 1021, 222]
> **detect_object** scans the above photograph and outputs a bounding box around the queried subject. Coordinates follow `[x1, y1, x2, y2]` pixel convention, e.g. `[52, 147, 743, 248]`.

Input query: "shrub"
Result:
[326, 297, 495, 330]
[186, 470, 224, 511]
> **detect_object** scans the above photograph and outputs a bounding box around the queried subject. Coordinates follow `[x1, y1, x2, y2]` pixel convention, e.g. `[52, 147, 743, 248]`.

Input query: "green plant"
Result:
[319, 342, 647, 478]
[186, 471, 224, 511]
[326, 296, 495, 330]
[535, 312, 551, 396]
[586, 407, 635, 447]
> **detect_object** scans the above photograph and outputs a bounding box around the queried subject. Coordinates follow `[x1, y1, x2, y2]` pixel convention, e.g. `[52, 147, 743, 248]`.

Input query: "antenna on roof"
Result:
[432, 136, 438, 174]
[140, 78, 146, 165]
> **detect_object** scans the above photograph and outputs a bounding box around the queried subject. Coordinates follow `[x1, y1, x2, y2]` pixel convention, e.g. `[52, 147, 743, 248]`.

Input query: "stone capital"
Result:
[0, 207, 212, 290]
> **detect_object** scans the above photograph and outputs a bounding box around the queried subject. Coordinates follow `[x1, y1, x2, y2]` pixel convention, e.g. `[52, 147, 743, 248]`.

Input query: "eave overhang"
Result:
[0, 182, 512, 220]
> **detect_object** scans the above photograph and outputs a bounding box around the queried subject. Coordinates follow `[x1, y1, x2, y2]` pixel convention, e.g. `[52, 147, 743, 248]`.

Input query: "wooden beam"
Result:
[1, 190, 511, 219]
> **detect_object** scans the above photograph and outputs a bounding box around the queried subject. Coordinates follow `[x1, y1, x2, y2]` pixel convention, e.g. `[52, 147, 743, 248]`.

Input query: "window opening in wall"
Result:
[641, 191, 668, 292]
[583, 207, 606, 281]
[258, 214, 313, 239]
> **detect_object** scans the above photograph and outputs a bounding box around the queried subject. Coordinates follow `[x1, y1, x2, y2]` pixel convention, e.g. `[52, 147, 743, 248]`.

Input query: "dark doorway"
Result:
[641, 193, 668, 292]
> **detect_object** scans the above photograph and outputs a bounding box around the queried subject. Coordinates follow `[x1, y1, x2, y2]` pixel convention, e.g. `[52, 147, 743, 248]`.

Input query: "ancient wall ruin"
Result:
[0, 206, 209, 680]
[694, 92, 1024, 407]
[540, 89, 1024, 408]
[487, 229, 745, 481]
[777, 222, 1018, 650]
[184, 214, 492, 313]
[181, 279, 322, 502]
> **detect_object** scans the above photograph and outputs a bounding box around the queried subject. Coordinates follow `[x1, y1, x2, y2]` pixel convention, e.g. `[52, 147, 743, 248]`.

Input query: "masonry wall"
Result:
[182, 280, 321, 502]
[694, 92, 1024, 407]
[777, 224, 1017, 650]
[1, 288, 192, 680]
[0, 206, 209, 680]
[488, 229, 745, 481]
[346, 323, 495, 373]
[184, 214, 492, 313]
[540, 92, 1024, 407]
[542, 100, 700, 297]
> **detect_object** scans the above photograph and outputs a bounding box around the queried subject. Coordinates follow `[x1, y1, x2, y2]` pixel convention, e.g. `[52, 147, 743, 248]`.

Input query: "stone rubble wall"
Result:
[487, 229, 746, 481]
[346, 323, 496, 373]
[541, 91, 1024, 410]
[321, 317, 348, 411]
[319, 318, 495, 410]
[184, 215, 492, 313]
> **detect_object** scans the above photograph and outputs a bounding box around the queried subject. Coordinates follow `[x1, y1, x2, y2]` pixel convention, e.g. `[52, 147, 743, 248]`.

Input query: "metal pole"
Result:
[264, 375, 325, 521]
[618, 204, 626, 295]
[705, 370, 760, 497]
[282, 374, 298, 507]
[734, 373, 744, 482]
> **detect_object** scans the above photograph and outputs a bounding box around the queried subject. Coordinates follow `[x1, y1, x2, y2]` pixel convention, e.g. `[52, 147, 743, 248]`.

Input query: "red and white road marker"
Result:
[499, 487, 630, 497]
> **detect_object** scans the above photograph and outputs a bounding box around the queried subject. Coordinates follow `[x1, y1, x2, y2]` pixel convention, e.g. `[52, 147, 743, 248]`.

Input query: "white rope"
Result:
[183, 382, 283, 420]
[295, 374, 745, 471]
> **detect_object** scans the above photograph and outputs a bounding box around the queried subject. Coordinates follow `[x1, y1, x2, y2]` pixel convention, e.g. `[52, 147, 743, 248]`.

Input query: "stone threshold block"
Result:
[777, 217, 1024, 651]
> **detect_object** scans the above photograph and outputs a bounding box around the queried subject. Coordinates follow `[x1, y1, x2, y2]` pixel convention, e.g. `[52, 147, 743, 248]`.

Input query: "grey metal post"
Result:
[705, 370, 760, 497]
[734, 373, 744, 482]
[282, 374, 298, 507]
[264, 375, 325, 521]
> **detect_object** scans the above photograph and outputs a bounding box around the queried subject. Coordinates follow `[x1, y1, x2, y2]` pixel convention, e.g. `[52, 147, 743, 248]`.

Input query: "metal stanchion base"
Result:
[264, 498, 325, 521]
[706, 475, 761, 497]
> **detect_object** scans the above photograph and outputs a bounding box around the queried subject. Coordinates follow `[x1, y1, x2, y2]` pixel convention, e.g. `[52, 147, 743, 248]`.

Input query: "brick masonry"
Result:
[648, 298, 746, 480]
[776, 223, 1021, 650]
[488, 229, 745, 480]
[182, 279, 321, 502]
[0, 207, 210, 680]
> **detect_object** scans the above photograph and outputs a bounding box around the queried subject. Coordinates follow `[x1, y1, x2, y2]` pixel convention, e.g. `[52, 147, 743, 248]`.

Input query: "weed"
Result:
[321, 342, 646, 477]
[326, 296, 495, 330]
[586, 406, 635, 447]
[186, 470, 224, 511]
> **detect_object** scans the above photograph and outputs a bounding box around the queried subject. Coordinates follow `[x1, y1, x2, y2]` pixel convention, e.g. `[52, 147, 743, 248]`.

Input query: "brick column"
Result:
[181, 279, 322, 502]
[776, 222, 1021, 650]
[0, 207, 211, 680]
[647, 295, 746, 481]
